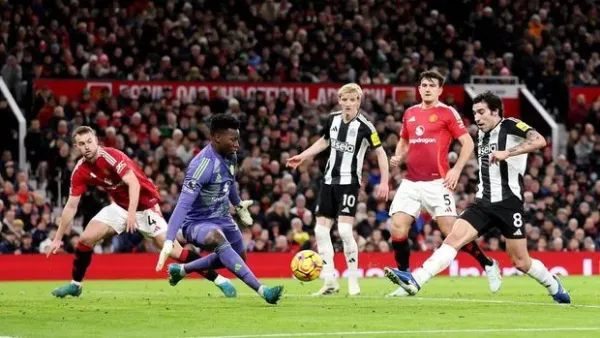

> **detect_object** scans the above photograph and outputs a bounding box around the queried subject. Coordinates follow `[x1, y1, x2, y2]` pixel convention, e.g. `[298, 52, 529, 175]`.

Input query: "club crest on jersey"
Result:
[415, 125, 425, 136]
[428, 114, 438, 123]
[478, 143, 498, 157]
[331, 139, 355, 153]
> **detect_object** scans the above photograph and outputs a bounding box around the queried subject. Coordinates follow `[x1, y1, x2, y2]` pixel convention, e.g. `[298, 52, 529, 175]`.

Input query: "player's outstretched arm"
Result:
[374, 147, 390, 200]
[286, 137, 329, 169]
[47, 195, 80, 257]
[121, 170, 141, 233]
[492, 130, 547, 163]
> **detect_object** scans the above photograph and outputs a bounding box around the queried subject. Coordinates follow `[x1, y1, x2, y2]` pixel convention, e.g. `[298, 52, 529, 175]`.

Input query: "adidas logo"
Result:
[348, 258, 356, 263]
[341, 207, 351, 213]
[445, 207, 453, 213]
[332, 126, 338, 132]
[408, 116, 416, 122]
[513, 229, 522, 236]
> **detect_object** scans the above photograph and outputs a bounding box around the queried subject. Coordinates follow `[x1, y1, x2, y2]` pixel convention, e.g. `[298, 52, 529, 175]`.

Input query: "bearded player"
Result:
[47, 126, 248, 298]
[386, 70, 501, 297]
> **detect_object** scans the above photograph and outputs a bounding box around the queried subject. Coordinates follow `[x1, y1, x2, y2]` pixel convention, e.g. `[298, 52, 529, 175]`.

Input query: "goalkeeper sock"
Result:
[72, 242, 93, 283]
[526, 259, 559, 295]
[179, 248, 218, 282]
[214, 243, 261, 292]
[461, 241, 493, 268]
[413, 244, 458, 287]
[315, 223, 335, 283]
[391, 236, 410, 271]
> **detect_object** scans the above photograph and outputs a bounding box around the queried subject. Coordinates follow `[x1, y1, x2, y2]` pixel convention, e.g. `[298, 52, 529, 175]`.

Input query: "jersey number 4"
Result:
[147, 215, 157, 226]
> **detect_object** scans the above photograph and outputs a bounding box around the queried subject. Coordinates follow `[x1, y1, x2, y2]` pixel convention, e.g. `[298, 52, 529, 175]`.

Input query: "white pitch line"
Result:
[193, 327, 600, 338]
[87, 290, 600, 309]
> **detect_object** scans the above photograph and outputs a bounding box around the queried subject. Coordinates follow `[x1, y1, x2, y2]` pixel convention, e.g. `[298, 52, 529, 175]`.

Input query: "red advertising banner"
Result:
[33, 79, 465, 107]
[1, 251, 598, 281]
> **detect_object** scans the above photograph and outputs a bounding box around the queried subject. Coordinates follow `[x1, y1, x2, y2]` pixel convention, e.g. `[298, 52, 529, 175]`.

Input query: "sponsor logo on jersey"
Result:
[415, 125, 425, 136]
[331, 139, 355, 153]
[409, 138, 437, 144]
[478, 143, 498, 157]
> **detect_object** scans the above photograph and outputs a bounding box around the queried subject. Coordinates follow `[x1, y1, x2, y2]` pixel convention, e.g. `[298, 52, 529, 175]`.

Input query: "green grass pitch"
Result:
[1, 276, 599, 338]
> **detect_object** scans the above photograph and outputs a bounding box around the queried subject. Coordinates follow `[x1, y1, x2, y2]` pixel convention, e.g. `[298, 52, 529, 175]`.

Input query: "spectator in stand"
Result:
[0, 0, 599, 254]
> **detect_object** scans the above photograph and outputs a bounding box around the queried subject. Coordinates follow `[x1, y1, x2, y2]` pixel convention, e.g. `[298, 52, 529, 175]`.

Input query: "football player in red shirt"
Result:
[47, 126, 238, 298]
[386, 70, 501, 297]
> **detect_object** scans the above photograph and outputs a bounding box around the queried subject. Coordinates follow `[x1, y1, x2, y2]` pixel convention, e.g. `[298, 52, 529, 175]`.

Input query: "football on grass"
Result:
[291, 250, 323, 282]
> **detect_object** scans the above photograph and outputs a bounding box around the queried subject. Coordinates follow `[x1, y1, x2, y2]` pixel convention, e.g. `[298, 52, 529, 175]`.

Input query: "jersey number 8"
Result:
[513, 213, 523, 228]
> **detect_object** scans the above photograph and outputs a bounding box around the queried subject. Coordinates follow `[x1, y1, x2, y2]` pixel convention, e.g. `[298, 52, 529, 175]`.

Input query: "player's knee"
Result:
[444, 220, 477, 250]
[204, 230, 227, 251]
[391, 217, 410, 237]
[314, 224, 330, 238]
[338, 223, 354, 243]
[510, 253, 531, 272]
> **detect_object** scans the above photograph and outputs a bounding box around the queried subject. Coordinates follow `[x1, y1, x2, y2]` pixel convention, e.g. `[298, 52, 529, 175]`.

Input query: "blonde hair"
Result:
[337, 83, 362, 100]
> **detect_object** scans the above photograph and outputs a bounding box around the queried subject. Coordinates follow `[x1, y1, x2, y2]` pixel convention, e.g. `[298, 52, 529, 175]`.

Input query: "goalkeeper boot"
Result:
[214, 278, 237, 298]
[551, 275, 571, 304]
[168, 264, 187, 286]
[384, 267, 420, 295]
[51, 282, 82, 298]
[262, 285, 284, 305]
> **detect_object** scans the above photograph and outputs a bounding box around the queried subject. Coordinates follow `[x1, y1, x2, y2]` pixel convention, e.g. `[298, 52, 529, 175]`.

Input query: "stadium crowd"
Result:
[0, 0, 599, 255]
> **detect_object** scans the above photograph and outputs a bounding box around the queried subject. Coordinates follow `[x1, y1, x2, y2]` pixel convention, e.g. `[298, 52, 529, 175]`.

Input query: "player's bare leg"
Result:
[437, 216, 501, 293]
[387, 212, 413, 297]
[313, 216, 340, 296]
[152, 233, 237, 297]
[385, 218, 477, 295]
[338, 215, 360, 296]
[505, 238, 570, 303]
[52, 220, 117, 298]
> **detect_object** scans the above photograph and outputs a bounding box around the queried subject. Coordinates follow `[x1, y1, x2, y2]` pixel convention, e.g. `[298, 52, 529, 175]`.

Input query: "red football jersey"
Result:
[70, 147, 160, 211]
[400, 102, 467, 182]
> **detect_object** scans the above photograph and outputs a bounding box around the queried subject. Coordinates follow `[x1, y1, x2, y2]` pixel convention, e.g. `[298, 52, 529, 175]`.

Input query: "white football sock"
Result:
[338, 222, 358, 277]
[258, 285, 265, 297]
[315, 223, 335, 283]
[526, 259, 559, 295]
[71, 280, 82, 287]
[413, 244, 458, 286]
[214, 275, 229, 285]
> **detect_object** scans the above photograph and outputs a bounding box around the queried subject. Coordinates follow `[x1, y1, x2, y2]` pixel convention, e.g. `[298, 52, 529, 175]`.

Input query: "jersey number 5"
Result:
[443, 194, 451, 206]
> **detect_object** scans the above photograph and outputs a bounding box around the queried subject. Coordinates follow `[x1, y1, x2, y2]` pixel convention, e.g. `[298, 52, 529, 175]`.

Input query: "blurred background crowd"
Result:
[0, 0, 599, 256]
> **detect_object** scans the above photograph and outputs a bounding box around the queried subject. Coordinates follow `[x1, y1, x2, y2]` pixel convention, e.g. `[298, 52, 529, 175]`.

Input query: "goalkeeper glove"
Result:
[156, 240, 174, 272]
[235, 200, 254, 227]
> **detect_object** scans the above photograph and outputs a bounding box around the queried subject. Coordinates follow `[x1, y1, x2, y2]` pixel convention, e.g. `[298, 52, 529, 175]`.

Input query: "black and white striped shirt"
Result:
[476, 118, 534, 202]
[321, 111, 382, 185]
